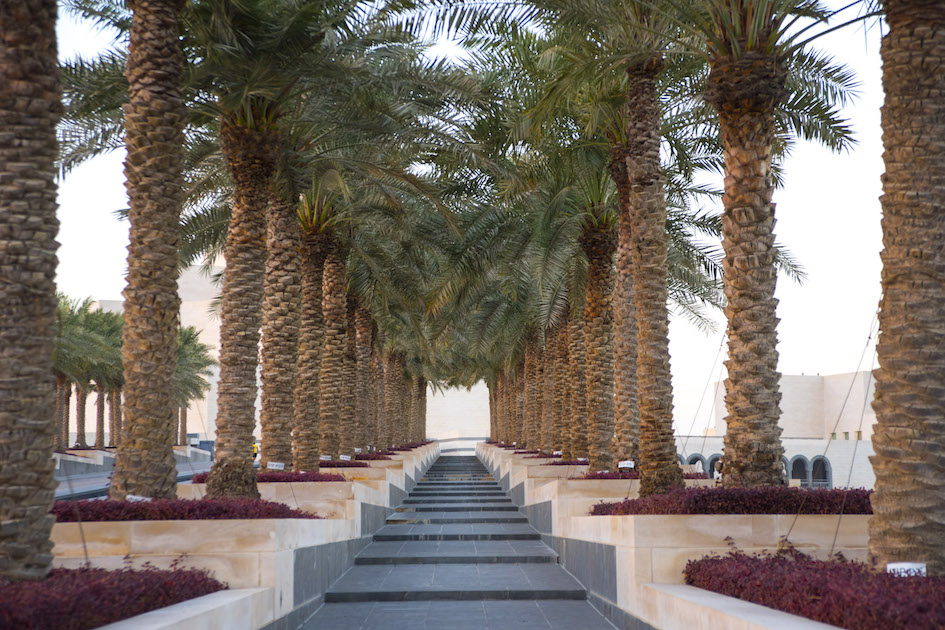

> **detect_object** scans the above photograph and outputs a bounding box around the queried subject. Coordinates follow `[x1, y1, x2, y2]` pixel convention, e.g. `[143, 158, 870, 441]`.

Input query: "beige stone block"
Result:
[775, 514, 869, 551]
[52, 522, 132, 557]
[272, 550, 295, 617]
[54, 555, 127, 571]
[128, 553, 263, 589]
[130, 520, 275, 554]
[631, 515, 755, 547]
[98, 588, 275, 630]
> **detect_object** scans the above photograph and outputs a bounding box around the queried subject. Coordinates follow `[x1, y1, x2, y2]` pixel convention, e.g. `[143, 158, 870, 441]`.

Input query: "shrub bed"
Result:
[191, 471, 345, 483]
[389, 441, 434, 451]
[513, 449, 540, 454]
[314, 460, 370, 468]
[54, 498, 321, 522]
[590, 486, 873, 516]
[355, 452, 393, 460]
[580, 470, 709, 480]
[685, 550, 945, 629]
[526, 452, 562, 459]
[0, 566, 225, 630]
[545, 459, 588, 466]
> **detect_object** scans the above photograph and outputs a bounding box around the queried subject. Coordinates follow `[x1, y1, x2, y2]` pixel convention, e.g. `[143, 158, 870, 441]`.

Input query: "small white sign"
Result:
[339, 455, 352, 461]
[618, 460, 634, 469]
[125, 494, 153, 502]
[354, 448, 362, 454]
[887, 562, 927, 577]
[266, 462, 285, 470]
[512, 442, 517, 446]
[319, 454, 332, 461]
[577, 458, 589, 463]
[553, 451, 562, 456]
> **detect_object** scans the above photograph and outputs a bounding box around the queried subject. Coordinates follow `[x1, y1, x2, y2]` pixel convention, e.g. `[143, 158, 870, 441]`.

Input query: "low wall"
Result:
[477, 442, 865, 630]
[55, 441, 440, 630]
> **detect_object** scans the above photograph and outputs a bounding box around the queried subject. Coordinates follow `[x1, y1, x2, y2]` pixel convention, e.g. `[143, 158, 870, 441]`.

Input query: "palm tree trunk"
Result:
[411, 377, 426, 442]
[259, 197, 302, 469]
[75, 387, 89, 448]
[372, 346, 386, 450]
[582, 228, 616, 472]
[114, 388, 123, 445]
[869, 0, 945, 576]
[108, 390, 119, 447]
[0, 0, 60, 579]
[179, 406, 187, 446]
[610, 156, 640, 471]
[355, 306, 374, 450]
[339, 295, 357, 455]
[565, 312, 588, 460]
[624, 61, 683, 496]
[541, 333, 555, 452]
[399, 366, 412, 445]
[524, 339, 542, 449]
[552, 322, 569, 453]
[493, 375, 505, 443]
[62, 383, 72, 450]
[110, 0, 185, 501]
[705, 53, 787, 488]
[318, 245, 347, 460]
[293, 232, 326, 471]
[205, 122, 277, 499]
[515, 367, 526, 447]
[55, 376, 66, 451]
[95, 384, 107, 449]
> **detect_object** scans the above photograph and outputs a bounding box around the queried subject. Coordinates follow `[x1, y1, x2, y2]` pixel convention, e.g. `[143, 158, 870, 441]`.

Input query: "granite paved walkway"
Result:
[303, 455, 616, 629]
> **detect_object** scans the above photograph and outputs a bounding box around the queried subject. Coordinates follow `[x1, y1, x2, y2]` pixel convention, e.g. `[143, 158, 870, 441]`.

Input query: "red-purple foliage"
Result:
[317, 460, 370, 468]
[579, 470, 709, 480]
[389, 441, 434, 451]
[685, 550, 945, 629]
[191, 471, 345, 483]
[513, 449, 540, 454]
[0, 566, 225, 630]
[544, 459, 589, 466]
[53, 498, 320, 522]
[589, 486, 873, 516]
[496, 444, 519, 449]
[355, 452, 393, 460]
[525, 453, 562, 459]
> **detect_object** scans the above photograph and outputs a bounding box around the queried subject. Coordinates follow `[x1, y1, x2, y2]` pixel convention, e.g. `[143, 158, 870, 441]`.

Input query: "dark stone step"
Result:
[403, 498, 511, 504]
[396, 504, 519, 512]
[354, 540, 557, 565]
[386, 512, 528, 525]
[374, 523, 540, 541]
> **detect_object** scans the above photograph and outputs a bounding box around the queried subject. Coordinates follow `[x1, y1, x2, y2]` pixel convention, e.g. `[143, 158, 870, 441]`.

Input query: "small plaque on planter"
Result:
[887, 562, 926, 576]
[266, 462, 285, 470]
[354, 448, 362, 454]
[339, 454, 352, 461]
[577, 458, 589, 463]
[319, 455, 332, 461]
[553, 451, 562, 456]
[512, 442, 517, 446]
[618, 460, 634, 469]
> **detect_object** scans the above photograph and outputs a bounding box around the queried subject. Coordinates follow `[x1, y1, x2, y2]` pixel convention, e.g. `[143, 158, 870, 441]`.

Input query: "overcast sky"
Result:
[54, 5, 885, 435]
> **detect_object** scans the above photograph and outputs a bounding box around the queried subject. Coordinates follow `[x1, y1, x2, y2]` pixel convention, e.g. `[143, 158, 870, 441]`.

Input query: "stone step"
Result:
[410, 491, 506, 496]
[386, 511, 528, 525]
[324, 563, 586, 602]
[373, 523, 541, 541]
[301, 600, 615, 629]
[396, 504, 519, 512]
[403, 498, 511, 504]
[354, 540, 558, 565]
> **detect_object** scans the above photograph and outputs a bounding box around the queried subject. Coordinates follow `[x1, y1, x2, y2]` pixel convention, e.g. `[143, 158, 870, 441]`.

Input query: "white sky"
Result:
[54, 6, 885, 435]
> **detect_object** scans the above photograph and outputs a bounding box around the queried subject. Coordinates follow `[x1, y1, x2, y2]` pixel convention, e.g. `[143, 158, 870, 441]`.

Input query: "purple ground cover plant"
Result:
[0, 566, 225, 630]
[513, 449, 541, 454]
[54, 498, 321, 522]
[315, 460, 370, 468]
[525, 453, 562, 459]
[590, 486, 873, 516]
[544, 459, 589, 466]
[389, 441, 434, 451]
[191, 471, 345, 483]
[579, 470, 709, 480]
[355, 452, 393, 460]
[685, 548, 945, 629]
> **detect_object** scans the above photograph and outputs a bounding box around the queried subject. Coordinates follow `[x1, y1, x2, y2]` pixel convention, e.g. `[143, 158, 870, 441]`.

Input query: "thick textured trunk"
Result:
[114, 388, 123, 445]
[62, 384, 72, 450]
[95, 384, 107, 449]
[55, 376, 66, 451]
[259, 197, 302, 469]
[410, 376, 424, 442]
[418, 378, 427, 441]
[494, 375, 505, 443]
[515, 368, 526, 447]
[582, 228, 616, 472]
[205, 122, 277, 499]
[384, 353, 399, 449]
[293, 233, 325, 471]
[371, 347, 386, 450]
[566, 313, 588, 460]
[75, 387, 89, 448]
[869, 0, 945, 576]
[110, 0, 184, 501]
[706, 53, 787, 488]
[610, 156, 640, 471]
[339, 296, 357, 454]
[541, 333, 555, 452]
[355, 306, 373, 449]
[318, 246, 347, 460]
[623, 61, 683, 495]
[0, 0, 60, 580]
[179, 406, 187, 446]
[398, 366, 411, 446]
[552, 322, 569, 453]
[524, 339, 543, 449]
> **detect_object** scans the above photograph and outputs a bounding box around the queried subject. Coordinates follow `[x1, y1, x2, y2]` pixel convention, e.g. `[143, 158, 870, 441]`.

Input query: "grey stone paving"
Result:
[301, 456, 615, 629]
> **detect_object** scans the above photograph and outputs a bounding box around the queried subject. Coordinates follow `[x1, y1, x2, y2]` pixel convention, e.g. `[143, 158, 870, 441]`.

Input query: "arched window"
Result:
[687, 454, 708, 474]
[811, 457, 832, 488]
[790, 457, 810, 488]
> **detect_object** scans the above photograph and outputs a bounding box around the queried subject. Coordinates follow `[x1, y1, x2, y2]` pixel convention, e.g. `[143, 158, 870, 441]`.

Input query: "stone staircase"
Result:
[303, 455, 615, 628]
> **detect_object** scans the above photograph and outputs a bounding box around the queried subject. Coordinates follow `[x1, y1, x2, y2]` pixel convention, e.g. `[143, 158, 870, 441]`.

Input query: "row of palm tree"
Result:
[2, 0, 944, 581]
[53, 295, 216, 451]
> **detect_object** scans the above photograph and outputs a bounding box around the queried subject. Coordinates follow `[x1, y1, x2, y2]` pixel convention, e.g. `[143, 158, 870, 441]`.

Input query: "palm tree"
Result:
[0, 0, 60, 581]
[174, 326, 216, 445]
[105, 0, 186, 500]
[85, 308, 123, 449]
[869, 0, 945, 576]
